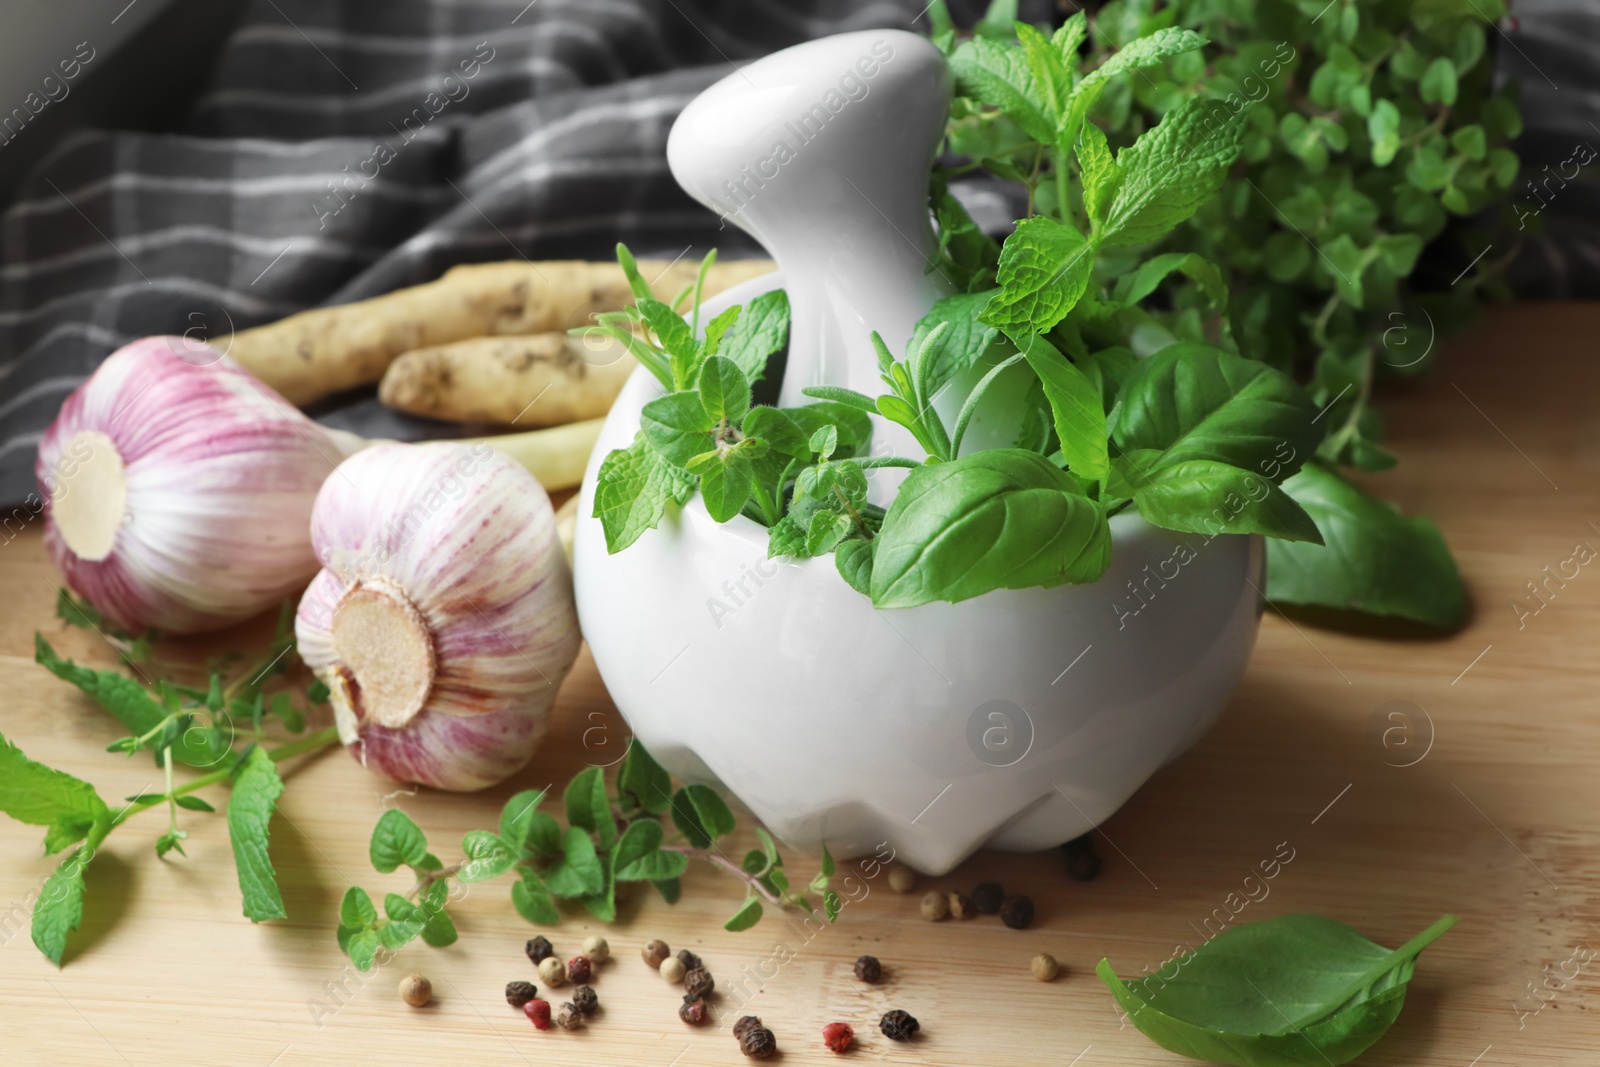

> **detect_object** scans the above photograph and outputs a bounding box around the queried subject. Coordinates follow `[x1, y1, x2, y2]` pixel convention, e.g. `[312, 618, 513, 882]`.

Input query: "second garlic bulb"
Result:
[296, 441, 580, 791]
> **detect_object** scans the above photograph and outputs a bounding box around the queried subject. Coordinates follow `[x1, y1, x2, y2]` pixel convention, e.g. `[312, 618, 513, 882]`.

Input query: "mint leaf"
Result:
[724, 896, 764, 932]
[871, 449, 1111, 608]
[949, 35, 1055, 144]
[339, 886, 377, 929]
[640, 392, 715, 469]
[543, 826, 604, 897]
[1012, 332, 1109, 481]
[1099, 96, 1246, 248]
[611, 818, 690, 881]
[687, 448, 756, 523]
[1076, 123, 1121, 232]
[717, 290, 789, 384]
[564, 766, 616, 851]
[1114, 252, 1227, 312]
[670, 784, 736, 848]
[499, 789, 548, 852]
[379, 893, 425, 949]
[594, 432, 677, 553]
[457, 830, 517, 882]
[227, 746, 286, 922]
[512, 869, 560, 924]
[0, 731, 110, 854]
[636, 297, 696, 365]
[835, 539, 874, 595]
[420, 908, 457, 947]
[1132, 460, 1323, 543]
[1267, 462, 1467, 630]
[981, 216, 1095, 331]
[369, 808, 428, 873]
[1078, 27, 1207, 94]
[701, 304, 741, 358]
[31, 829, 105, 965]
[698, 356, 750, 425]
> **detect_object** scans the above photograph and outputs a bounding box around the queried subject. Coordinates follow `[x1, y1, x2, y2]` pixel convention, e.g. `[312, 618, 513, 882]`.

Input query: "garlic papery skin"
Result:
[36, 335, 348, 634]
[295, 441, 581, 791]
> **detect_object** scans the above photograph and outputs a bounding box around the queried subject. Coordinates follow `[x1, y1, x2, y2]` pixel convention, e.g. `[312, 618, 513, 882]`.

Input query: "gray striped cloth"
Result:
[0, 0, 1052, 504]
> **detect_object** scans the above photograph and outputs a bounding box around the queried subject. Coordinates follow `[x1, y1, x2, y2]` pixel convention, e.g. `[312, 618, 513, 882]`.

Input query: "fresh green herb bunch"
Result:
[3, 592, 337, 965]
[592, 16, 1342, 609]
[336, 742, 840, 969]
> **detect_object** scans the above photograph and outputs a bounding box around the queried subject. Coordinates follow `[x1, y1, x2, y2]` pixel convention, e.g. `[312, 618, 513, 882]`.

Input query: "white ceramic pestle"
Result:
[573, 32, 1265, 874]
[667, 29, 1035, 478]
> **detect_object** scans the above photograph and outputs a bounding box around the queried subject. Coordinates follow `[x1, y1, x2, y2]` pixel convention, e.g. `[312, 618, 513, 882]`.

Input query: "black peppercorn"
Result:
[676, 948, 703, 971]
[680, 998, 710, 1026]
[505, 980, 537, 1007]
[1062, 834, 1102, 881]
[571, 985, 598, 1015]
[739, 1024, 778, 1059]
[733, 1015, 763, 1040]
[880, 1009, 920, 1041]
[853, 955, 882, 983]
[525, 936, 555, 964]
[971, 882, 1004, 914]
[1000, 894, 1035, 929]
[683, 966, 715, 1000]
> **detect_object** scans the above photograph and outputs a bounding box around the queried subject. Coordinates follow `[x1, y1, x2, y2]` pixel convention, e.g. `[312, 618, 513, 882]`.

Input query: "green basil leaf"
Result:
[369, 808, 428, 873]
[980, 216, 1096, 332]
[228, 746, 287, 922]
[871, 449, 1111, 608]
[1266, 463, 1467, 630]
[1012, 332, 1109, 481]
[717, 289, 789, 385]
[1099, 914, 1457, 1067]
[457, 830, 517, 882]
[1133, 460, 1323, 544]
[1109, 343, 1318, 480]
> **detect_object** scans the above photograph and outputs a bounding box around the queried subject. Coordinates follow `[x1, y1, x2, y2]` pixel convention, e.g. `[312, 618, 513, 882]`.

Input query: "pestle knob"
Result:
[667, 30, 954, 460]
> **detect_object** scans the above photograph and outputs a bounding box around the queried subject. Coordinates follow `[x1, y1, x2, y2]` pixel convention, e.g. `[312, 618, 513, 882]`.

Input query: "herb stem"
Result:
[660, 845, 788, 908]
[111, 726, 340, 829]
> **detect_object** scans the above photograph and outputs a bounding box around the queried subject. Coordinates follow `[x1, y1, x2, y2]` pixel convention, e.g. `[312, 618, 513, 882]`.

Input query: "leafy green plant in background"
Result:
[336, 742, 840, 968]
[1097, 913, 1457, 1066]
[3, 594, 337, 964]
[950, 0, 1514, 628]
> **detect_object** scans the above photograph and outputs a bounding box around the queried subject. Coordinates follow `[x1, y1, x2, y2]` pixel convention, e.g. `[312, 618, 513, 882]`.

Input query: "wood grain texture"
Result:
[2, 302, 1597, 1066]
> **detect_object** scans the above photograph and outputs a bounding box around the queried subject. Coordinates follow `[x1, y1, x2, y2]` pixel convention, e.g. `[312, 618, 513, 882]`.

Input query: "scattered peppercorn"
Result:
[505, 980, 538, 1007]
[854, 955, 882, 983]
[676, 948, 703, 971]
[880, 1009, 920, 1041]
[538, 955, 568, 988]
[1062, 835, 1102, 881]
[571, 985, 599, 1015]
[887, 864, 917, 893]
[643, 939, 671, 969]
[398, 973, 432, 1008]
[733, 1015, 763, 1040]
[739, 1024, 779, 1059]
[524, 998, 552, 1030]
[660, 957, 687, 984]
[683, 966, 715, 1000]
[971, 882, 1004, 914]
[822, 1021, 854, 1053]
[1000, 894, 1035, 930]
[567, 955, 593, 984]
[525, 936, 555, 964]
[557, 1002, 583, 1030]
[919, 890, 949, 921]
[948, 890, 976, 920]
[680, 998, 710, 1026]
[583, 935, 611, 964]
[1032, 953, 1060, 981]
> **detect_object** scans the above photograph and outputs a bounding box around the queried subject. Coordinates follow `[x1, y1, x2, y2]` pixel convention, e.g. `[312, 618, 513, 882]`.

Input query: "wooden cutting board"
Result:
[1, 302, 1596, 1066]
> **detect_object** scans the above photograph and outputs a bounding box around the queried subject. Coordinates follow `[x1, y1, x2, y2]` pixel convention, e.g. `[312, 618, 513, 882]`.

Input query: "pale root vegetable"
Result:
[471, 418, 603, 494]
[224, 258, 774, 406]
[378, 331, 635, 427]
[554, 493, 580, 562]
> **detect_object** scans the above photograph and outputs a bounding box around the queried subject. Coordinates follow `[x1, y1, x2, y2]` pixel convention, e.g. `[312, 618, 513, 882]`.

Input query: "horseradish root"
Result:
[295, 441, 580, 791]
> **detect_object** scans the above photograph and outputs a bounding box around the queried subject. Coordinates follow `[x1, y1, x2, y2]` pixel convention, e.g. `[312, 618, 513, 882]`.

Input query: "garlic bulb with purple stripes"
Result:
[295, 441, 580, 791]
[36, 335, 346, 634]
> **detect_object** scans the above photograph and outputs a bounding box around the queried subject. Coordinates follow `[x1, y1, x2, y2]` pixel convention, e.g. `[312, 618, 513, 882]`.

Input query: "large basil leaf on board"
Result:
[1098, 914, 1457, 1067]
[1267, 462, 1468, 630]
[870, 449, 1110, 608]
[1109, 343, 1320, 481]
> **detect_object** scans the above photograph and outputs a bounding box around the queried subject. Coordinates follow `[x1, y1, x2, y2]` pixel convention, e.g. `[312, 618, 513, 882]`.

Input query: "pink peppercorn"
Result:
[523, 998, 552, 1030]
[823, 1021, 854, 1053]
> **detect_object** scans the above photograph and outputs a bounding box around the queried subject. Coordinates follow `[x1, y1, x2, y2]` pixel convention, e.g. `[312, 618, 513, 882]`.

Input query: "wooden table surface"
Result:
[3, 301, 1598, 1066]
